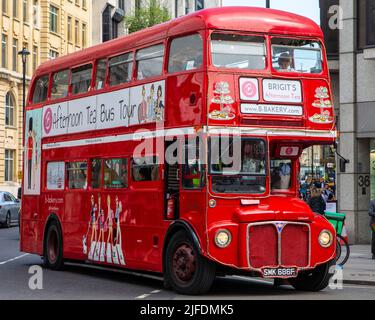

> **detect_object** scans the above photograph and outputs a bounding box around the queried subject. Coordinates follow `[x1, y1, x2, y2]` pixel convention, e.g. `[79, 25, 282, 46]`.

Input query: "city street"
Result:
[1, 227, 374, 300]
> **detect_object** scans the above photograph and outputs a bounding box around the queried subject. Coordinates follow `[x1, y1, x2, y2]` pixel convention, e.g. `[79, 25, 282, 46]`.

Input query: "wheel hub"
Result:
[172, 244, 196, 283]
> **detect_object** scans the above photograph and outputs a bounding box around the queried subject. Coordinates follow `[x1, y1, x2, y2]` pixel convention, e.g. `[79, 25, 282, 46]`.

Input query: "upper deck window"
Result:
[71, 64, 93, 95]
[136, 44, 164, 80]
[51, 69, 70, 100]
[32, 75, 49, 104]
[272, 38, 323, 73]
[109, 53, 133, 87]
[168, 34, 203, 73]
[211, 33, 266, 70]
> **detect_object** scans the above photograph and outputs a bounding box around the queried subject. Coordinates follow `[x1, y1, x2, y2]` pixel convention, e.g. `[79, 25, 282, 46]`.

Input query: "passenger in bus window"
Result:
[277, 53, 294, 72]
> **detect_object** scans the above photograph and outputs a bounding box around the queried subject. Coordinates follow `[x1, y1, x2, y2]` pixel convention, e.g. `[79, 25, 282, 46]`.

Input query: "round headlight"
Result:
[215, 229, 231, 248]
[319, 230, 333, 247]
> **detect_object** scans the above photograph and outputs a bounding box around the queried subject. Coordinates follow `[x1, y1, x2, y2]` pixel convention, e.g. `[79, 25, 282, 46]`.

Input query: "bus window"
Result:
[95, 59, 107, 90]
[209, 137, 267, 194]
[51, 69, 70, 100]
[67, 162, 88, 189]
[46, 162, 65, 190]
[71, 64, 93, 95]
[168, 34, 203, 73]
[211, 33, 266, 70]
[183, 139, 205, 189]
[136, 44, 164, 80]
[109, 53, 133, 87]
[271, 38, 323, 73]
[271, 159, 292, 191]
[32, 75, 49, 104]
[104, 158, 128, 188]
[91, 159, 102, 189]
[132, 156, 159, 182]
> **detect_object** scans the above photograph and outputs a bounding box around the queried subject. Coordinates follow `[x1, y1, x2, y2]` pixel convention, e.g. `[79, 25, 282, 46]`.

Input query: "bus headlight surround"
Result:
[215, 229, 232, 248]
[318, 230, 333, 248]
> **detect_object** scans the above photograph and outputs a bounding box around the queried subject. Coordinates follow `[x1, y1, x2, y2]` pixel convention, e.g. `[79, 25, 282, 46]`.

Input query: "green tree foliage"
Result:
[125, 0, 171, 34]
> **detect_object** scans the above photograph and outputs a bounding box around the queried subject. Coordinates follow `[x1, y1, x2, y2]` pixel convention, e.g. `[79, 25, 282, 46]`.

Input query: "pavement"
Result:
[1, 226, 375, 300]
[342, 245, 375, 286]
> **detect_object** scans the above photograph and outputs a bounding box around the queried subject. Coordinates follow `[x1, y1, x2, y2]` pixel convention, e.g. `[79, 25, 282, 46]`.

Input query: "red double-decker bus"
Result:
[21, 7, 337, 294]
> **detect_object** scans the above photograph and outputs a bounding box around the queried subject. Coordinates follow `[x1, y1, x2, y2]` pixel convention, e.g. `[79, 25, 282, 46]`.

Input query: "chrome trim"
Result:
[246, 221, 311, 272]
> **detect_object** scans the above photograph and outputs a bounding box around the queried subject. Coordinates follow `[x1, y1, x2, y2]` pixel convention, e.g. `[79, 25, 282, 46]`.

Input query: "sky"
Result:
[222, 0, 321, 25]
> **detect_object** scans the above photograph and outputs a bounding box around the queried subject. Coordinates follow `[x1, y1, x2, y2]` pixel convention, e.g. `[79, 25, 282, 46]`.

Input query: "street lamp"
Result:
[266, 0, 270, 8]
[18, 47, 30, 117]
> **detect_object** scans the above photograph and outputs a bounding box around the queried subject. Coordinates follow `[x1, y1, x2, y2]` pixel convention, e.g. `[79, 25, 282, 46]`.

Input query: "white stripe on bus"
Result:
[42, 126, 337, 150]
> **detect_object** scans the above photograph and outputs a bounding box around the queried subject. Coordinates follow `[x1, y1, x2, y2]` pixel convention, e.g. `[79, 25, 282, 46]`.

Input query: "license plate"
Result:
[262, 267, 298, 278]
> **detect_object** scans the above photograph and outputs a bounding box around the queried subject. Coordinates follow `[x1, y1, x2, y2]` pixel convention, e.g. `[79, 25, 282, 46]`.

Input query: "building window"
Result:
[102, 5, 111, 42]
[175, 0, 178, 17]
[135, 0, 141, 10]
[75, 20, 79, 46]
[48, 49, 58, 60]
[13, 0, 19, 18]
[185, 0, 189, 14]
[82, 23, 87, 48]
[23, 0, 28, 23]
[5, 92, 15, 127]
[49, 5, 58, 33]
[5, 150, 15, 182]
[118, 0, 125, 10]
[82, 0, 87, 9]
[67, 16, 72, 42]
[33, 0, 39, 27]
[12, 39, 18, 72]
[75, 0, 79, 6]
[2, 0, 8, 14]
[32, 45, 38, 71]
[195, 0, 204, 11]
[2, 34, 7, 68]
[366, 0, 375, 46]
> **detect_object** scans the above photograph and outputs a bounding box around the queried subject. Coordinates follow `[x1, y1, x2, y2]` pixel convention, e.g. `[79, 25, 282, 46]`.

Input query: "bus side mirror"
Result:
[339, 158, 349, 173]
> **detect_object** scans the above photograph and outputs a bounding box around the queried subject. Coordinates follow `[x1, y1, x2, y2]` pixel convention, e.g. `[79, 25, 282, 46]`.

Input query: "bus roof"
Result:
[34, 6, 323, 76]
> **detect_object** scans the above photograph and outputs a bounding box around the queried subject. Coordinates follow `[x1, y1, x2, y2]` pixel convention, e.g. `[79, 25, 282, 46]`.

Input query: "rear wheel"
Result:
[44, 220, 64, 270]
[289, 261, 334, 291]
[164, 230, 216, 295]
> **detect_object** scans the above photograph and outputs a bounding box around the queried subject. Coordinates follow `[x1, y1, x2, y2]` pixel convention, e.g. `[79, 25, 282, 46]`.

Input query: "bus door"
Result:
[164, 140, 180, 220]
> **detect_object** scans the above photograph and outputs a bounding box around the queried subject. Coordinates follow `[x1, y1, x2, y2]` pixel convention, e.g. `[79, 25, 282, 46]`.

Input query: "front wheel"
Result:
[44, 220, 64, 270]
[164, 230, 216, 295]
[336, 234, 350, 267]
[289, 261, 334, 291]
[4, 212, 11, 228]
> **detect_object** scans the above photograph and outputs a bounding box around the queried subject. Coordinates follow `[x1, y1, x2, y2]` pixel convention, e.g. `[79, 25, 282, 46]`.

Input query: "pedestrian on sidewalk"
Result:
[308, 186, 326, 215]
[368, 199, 375, 259]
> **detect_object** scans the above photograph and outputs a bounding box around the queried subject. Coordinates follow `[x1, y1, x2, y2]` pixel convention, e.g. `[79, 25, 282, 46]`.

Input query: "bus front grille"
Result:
[247, 222, 310, 270]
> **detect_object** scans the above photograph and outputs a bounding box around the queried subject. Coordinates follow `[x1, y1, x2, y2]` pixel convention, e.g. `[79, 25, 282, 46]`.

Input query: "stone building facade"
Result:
[0, 0, 91, 196]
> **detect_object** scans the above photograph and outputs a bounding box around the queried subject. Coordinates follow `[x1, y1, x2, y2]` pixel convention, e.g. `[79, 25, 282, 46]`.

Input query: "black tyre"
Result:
[164, 230, 216, 295]
[336, 234, 350, 266]
[289, 261, 334, 291]
[44, 220, 64, 270]
[4, 212, 11, 228]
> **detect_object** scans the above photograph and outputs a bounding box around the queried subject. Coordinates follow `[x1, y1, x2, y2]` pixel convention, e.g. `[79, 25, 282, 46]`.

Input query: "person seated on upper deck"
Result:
[277, 52, 295, 72]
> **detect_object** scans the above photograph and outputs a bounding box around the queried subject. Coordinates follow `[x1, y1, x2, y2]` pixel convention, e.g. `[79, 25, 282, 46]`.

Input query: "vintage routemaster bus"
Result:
[21, 7, 337, 294]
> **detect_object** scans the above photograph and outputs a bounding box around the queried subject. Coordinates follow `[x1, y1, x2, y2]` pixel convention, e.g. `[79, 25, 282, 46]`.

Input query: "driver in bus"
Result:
[277, 52, 294, 71]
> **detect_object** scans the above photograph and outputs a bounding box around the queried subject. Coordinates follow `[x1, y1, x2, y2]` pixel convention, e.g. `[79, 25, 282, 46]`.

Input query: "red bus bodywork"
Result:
[21, 7, 337, 287]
